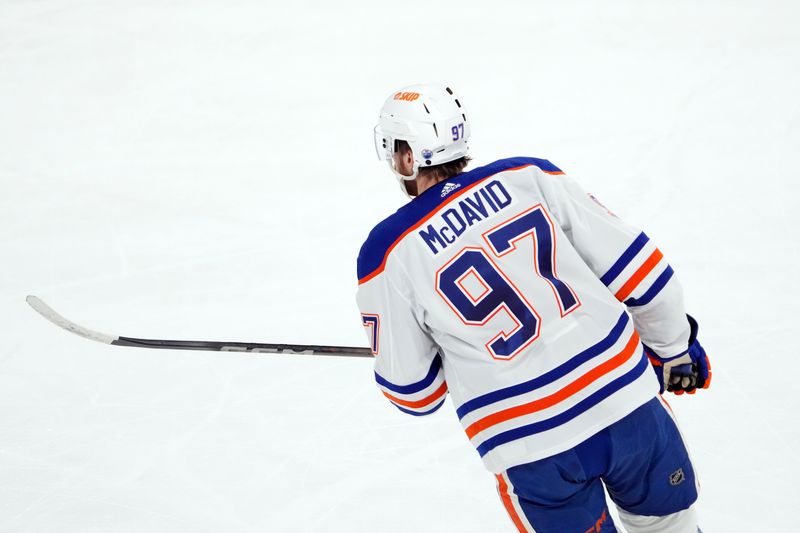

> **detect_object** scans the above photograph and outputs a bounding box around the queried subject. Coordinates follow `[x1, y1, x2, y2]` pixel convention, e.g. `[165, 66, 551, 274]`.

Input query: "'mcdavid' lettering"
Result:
[417, 180, 514, 255]
[442, 209, 467, 238]
[420, 224, 446, 254]
[487, 181, 512, 209]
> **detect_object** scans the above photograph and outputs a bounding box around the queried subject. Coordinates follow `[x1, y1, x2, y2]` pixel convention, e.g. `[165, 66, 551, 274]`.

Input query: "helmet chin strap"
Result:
[388, 160, 420, 199]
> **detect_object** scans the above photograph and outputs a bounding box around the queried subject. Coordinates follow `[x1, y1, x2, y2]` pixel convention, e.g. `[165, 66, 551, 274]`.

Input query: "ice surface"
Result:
[1, 0, 799, 531]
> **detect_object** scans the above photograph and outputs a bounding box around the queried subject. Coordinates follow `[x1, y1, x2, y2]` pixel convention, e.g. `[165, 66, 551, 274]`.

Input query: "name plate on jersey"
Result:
[418, 180, 513, 255]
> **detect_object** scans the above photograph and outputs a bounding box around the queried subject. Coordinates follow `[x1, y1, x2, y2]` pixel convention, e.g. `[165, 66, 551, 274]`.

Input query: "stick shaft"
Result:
[26, 295, 372, 358]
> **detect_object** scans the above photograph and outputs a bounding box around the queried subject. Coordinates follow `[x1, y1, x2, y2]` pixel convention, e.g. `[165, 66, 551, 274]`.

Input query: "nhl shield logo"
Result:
[669, 468, 685, 486]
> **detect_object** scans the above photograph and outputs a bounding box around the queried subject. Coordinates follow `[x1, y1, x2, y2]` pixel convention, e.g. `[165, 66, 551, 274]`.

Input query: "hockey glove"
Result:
[645, 315, 711, 395]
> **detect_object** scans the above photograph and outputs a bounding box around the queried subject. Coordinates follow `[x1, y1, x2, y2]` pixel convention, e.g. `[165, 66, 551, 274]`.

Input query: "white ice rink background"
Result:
[1, 1, 799, 531]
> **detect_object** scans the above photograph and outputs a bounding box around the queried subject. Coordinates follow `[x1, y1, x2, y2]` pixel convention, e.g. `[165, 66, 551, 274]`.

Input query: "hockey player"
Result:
[357, 84, 711, 533]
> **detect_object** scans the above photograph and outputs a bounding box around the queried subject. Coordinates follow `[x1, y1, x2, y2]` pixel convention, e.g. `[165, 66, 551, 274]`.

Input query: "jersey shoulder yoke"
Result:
[356, 157, 563, 283]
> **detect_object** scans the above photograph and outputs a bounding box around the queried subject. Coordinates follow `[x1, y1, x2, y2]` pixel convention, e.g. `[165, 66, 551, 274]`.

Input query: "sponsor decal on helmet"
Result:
[394, 91, 420, 102]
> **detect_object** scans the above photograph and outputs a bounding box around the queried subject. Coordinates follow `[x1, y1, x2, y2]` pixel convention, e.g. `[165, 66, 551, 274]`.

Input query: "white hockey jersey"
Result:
[356, 157, 690, 473]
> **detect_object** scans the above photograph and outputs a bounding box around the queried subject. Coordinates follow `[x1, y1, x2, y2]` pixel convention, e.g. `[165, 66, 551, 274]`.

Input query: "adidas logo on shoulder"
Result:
[441, 182, 462, 197]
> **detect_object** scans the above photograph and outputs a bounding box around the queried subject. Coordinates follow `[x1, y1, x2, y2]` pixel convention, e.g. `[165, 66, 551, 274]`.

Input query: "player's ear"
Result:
[404, 148, 414, 166]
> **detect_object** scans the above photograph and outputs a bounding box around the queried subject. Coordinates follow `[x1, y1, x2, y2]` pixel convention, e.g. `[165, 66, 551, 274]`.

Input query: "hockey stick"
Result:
[25, 295, 373, 358]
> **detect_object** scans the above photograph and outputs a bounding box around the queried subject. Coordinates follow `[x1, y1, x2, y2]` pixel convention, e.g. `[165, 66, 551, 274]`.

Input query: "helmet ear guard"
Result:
[373, 125, 419, 195]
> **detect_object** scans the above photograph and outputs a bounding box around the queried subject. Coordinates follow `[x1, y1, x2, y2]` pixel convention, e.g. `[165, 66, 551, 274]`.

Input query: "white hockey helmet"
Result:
[374, 83, 470, 188]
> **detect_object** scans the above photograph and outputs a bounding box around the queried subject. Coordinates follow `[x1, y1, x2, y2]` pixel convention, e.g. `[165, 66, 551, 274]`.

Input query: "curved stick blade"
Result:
[26, 295, 117, 345]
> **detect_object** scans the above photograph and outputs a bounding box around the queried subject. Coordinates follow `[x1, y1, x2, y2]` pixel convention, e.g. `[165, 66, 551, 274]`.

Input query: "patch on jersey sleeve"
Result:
[588, 193, 617, 217]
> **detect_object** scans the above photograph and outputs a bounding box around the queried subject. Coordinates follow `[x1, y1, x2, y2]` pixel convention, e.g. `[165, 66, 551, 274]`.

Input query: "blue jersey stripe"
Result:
[375, 355, 442, 395]
[455, 312, 630, 420]
[476, 351, 649, 457]
[624, 266, 674, 307]
[394, 398, 446, 416]
[357, 157, 562, 282]
[600, 232, 650, 286]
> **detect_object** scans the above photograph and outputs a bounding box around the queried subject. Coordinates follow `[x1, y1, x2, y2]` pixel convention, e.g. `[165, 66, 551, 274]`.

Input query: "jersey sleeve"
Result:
[356, 259, 447, 416]
[538, 168, 690, 357]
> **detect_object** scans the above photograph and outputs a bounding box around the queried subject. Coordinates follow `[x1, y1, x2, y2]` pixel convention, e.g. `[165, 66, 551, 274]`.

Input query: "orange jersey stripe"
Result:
[465, 331, 641, 439]
[358, 164, 538, 285]
[382, 381, 448, 409]
[496, 474, 530, 533]
[614, 249, 663, 301]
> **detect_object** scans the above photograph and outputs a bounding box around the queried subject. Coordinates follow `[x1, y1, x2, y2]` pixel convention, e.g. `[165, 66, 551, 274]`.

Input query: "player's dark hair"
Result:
[395, 140, 470, 182]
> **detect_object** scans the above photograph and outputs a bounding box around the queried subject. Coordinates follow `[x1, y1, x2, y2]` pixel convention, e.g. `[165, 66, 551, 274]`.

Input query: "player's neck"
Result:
[414, 172, 444, 196]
